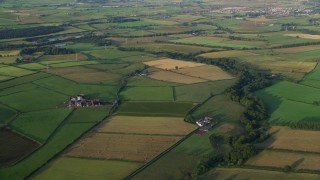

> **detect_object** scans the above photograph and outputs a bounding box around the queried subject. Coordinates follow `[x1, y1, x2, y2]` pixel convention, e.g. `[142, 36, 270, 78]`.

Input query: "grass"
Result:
[0, 123, 96, 180]
[0, 87, 68, 112]
[127, 76, 181, 87]
[47, 61, 99, 68]
[174, 79, 237, 102]
[200, 50, 259, 58]
[66, 133, 181, 162]
[144, 58, 204, 70]
[256, 81, 320, 125]
[66, 107, 110, 123]
[10, 108, 72, 143]
[120, 86, 174, 101]
[0, 73, 50, 89]
[191, 94, 244, 123]
[97, 116, 197, 135]
[0, 104, 17, 126]
[33, 76, 118, 100]
[0, 66, 35, 77]
[300, 63, 320, 88]
[117, 101, 194, 117]
[33, 157, 142, 180]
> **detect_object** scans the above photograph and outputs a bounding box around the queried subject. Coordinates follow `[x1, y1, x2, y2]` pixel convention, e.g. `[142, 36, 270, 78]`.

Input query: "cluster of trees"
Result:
[0, 26, 64, 39]
[290, 121, 320, 130]
[76, 0, 108, 3]
[20, 47, 74, 55]
[107, 16, 139, 23]
[274, 41, 320, 49]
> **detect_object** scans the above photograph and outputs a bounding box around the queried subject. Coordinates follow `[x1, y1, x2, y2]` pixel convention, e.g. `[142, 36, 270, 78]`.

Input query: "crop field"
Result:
[201, 168, 320, 180]
[121, 86, 174, 101]
[148, 70, 207, 84]
[256, 126, 320, 153]
[66, 133, 181, 162]
[0, 50, 19, 56]
[257, 81, 320, 125]
[246, 150, 320, 171]
[274, 45, 320, 53]
[170, 36, 264, 49]
[285, 33, 320, 40]
[33, 157, 142, 180]
[0, 130, 39, 167]
[10, 108, 72, 142]
[46, 60, 99, 68]
[174, 79, 237, 102]
[173, 65, 234, 81]
[117, 102, 194, 117]
[97, 116, 197, 135]
[200, 50, 259, 58]
[144, 58, 204, 70]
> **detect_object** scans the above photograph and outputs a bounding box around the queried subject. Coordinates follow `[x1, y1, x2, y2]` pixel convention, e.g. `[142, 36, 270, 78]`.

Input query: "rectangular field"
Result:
[34, 157, 141, 180]
[246, 150, 320, 171]
[201, 168, 320, 180]
[173, 65, 234, 81]
[66, 133, 181, 162]
[256, 126, 320, 153]
[144, 58, 204, 70]
[200, 50, 258, 58]
[120, 86, 174, 101]
[97, 116, 197, 135]
[0, 130, 39, 167]
[117, 102, 194, 117]
[149, 70, 207, 84]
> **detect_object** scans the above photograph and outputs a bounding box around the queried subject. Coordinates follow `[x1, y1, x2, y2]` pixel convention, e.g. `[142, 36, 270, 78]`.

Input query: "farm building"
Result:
[196, 116, 213, 127]
[68, 94, 114, 108]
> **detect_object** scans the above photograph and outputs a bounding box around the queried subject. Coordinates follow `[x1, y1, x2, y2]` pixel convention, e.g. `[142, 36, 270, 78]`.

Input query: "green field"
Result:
[121, 86, 174, 101]
[174, 79, 237, 102]
[66, 107, 110, 123]
[0, 66, 35, 77]
[34, 157, 142, 180]
[10, 108, 72, 142]
[0, 104, 17, 126]
[117, 101, 194, 117]
[190, 94, 245, 123]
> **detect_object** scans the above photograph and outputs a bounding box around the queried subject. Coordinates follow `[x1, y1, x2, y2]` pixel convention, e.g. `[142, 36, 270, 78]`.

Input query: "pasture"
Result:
[144, 58, 204, 70]
[256, 81, 320, 125]
[33, 158, 142, 180]
[0, 66, 34, 77]
[10, 108, 72, 142]
[97, 116, 197, 135]
[117, 102, 194, 117]
[127, 76, 181, 87]
[148, 70, 207, 84]
[120, 86, 174, 101]
[0, 104, 17, 126]
[0, 130, 39, 167]
[245, 150, 320, 171]
[285, 33, 320, 40]
[200, 50, 258, 58]
[66, 133, 181, 162]
[174, 79, 237, 102]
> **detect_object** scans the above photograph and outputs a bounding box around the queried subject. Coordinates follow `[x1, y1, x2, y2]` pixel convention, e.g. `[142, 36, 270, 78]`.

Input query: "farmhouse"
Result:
[68, 94, 114, 108]
[196, 116, 213, 127]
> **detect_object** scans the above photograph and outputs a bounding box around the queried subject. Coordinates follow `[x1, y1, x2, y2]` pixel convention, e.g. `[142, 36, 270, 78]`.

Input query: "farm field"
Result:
[255, 126, 320, 153]
[97, 116, 197, 135]
[66, 133, 181, 162]
[0, 130, 39, 167]
[144, 58, 204, 70]
[117, 101, 194, 117]
[0, 104, 17, 126]
[245, 150, 320, 171]
[200, 168, 320, 180]
[200, 50, 259, 58]
[33, 157, 142, 180]
[121, 86, 174, 101]
[127, 76, 181, 87]
[148, 70, 207, 84]
[257, 81, 320, 125]
[172, 65, 234, 81]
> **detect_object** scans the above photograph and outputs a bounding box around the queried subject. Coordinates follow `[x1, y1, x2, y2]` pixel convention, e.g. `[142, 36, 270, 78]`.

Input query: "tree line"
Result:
[0, 26, 64, 39]
[20, 47, 74, 55]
